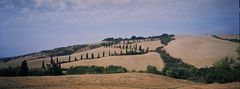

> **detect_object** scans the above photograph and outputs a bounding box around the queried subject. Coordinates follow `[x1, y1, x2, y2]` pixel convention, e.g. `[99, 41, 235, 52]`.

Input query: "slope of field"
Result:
[0, 73, 239, 89]
[220, 34, 240, 40]
[0, 40, 162, 69]
[164, 35, 239, 68]
[62, 52, 164, 71]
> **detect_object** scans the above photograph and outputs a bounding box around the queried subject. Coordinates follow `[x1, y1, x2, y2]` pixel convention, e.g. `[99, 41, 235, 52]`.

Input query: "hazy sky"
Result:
[0, 0, 239, 58]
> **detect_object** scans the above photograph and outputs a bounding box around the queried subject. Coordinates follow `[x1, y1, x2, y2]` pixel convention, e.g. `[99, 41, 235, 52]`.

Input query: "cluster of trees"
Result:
[66, 65, 127, 74]
[59, 45, 150, 64]
[146, 65, 158, 74]
[0, 57, 63, 76]
[102, 34, 175, 45]
[156, 47, 240, 83]
[159, 34, 175, 45]
[0, 60, 29, 76]
[212, 35, 240, 43]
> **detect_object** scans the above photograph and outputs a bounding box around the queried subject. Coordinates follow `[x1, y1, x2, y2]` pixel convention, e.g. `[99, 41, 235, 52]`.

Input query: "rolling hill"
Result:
[164, 35, 239, 68]
[0, 73, 239, 89]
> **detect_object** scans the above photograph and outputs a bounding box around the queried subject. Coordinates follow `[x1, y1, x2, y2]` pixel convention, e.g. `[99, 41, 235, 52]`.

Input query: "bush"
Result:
[146, 65, 158, 74]
[105, 65, 127, 73]
[66, 65, 127, 74]
[29, 68, 46, 76]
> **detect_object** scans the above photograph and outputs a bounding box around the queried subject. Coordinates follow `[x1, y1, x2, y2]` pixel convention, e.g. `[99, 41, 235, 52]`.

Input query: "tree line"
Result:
[155, 47, 240, 83]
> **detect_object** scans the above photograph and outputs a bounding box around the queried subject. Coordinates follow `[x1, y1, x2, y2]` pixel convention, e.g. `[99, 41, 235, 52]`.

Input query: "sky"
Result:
[0, 0, 239, 58]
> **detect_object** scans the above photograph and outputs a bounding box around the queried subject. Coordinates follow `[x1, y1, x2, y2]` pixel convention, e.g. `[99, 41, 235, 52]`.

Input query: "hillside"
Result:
[164, 35, 239, 68]
[0, 73, 239, 89]
[220, 34, 240, 40]
[0, 40, 163, 71]
[62, 52, 164, 71]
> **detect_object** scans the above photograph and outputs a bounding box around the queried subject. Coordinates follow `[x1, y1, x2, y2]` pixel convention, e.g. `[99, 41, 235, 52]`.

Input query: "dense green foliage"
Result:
[0, 60, 63, 76]
[159, 34, 175, 45]
[66, 65, 127, 74]
[156, 47, 197, 79]
[156, 47, 240, 83]
[212, 35, 240, 43]
[202, 57, 240, 83]
[146, 65, 158, 74]
[29, 68, 47, 76]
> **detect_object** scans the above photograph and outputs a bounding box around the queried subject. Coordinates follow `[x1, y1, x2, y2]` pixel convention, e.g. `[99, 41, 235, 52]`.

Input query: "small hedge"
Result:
[146, 65, 158, 74]
[66, 65, 127, 74]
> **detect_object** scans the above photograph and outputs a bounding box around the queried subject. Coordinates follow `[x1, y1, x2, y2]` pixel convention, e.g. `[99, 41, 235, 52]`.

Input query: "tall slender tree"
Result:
[81, 54, 83, 60]
[139, 45, 142, 52]
[50, 56, 53, 64]
[92, 53, 94, 59]
[86, 53, 89, 59]
[42, 60, 46, 69]
[98, 53, 100, 58]
[20, 60, 28, 76]
[146, 47, 149, 53]
[103, 51, 105, 57]
[56, 57, 59, 63]
[109, 50, 111, 56]
[68, 55, 71, 62]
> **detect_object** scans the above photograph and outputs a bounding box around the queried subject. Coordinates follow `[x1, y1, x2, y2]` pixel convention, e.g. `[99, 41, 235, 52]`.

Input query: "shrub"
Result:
[146, 65, 158, 74]
[66, 65, 127, 74]
[29, 68, 46, 76]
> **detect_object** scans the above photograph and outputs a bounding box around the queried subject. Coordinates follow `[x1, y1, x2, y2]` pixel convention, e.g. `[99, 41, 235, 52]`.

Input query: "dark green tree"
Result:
[50, 56, 53, 64]
[20, 60, 29, 76]
[56, 57, 59, 63]
[146, 47, 149, 53]
[98, 53, 100, 58]
[103, 51, 105, 57]
[139, 45, 142, 51]
[68, 55, 71, 62]
[86, 53, 89, 59]
[146, 65, 158, 74]
[42, 60, 46, 70]
[92, 53, 94, 59]
[81, 54, 83, 60]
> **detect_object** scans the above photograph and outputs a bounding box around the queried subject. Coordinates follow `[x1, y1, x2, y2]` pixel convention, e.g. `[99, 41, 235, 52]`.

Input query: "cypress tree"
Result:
[86, 53, 89, 59]
[109, 50, 111, 56]
[103, 51, 105, 57]
[50, 56, 53, 64]
[98, 53, 100, 58]
[146, 47, 149, 53]
[135, 44, 138, 50]
[139, 45, 142, 52]
[92, 53, 94, 59]
[20, 60, 28, 76]
[81, 54, 83, 60]
[42, 60, 46, 70]
[56, 57, 59, 63]
[69, 55, 71, 62]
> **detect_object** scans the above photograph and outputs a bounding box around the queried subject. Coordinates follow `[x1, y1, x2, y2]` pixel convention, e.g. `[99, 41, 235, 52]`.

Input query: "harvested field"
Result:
[164, 35, 239, 68]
